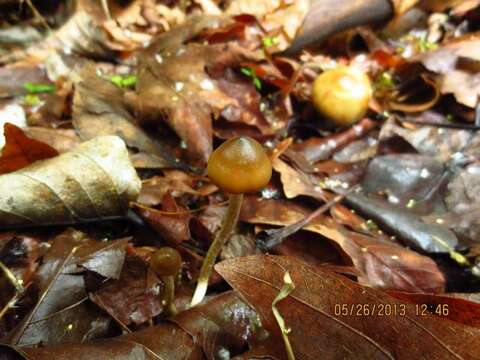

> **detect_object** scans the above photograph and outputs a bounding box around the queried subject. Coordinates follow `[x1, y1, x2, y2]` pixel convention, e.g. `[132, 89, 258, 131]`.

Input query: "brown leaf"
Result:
[3, 322, 203, 360]
[421, 35, 480, 108]
[241, 197, 445, 292]
[388, 290, 480, 328]
[272, 158, 324, 200]
[0, 136, 141, 228]
[4, 229, 113, 346]
[136, 40, 263, 162]
[134, 194, 192, 245]
[216, 255, 480, 360]
[89, 254, 163, 326]
[172, 291, 268, 359]
[2, 292, 268, 360]
[72, 65, 171, 168]
[24, 127, 81, 154]
[0, 123, 58, 175]
[138, 170, 215, 207]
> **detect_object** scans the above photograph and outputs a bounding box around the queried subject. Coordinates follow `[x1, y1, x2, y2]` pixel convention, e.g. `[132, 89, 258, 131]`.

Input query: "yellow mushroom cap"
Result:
[207, 136, 272, 194]
[311, 66, 372, 126]
[150, 247, 182, 276]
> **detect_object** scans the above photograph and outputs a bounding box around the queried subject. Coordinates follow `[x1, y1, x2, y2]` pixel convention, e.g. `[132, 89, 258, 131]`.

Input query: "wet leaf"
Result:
[172, 291, 268, 359]
[344, 191, 458, 253]
[0, 123, 58, 175]
[138, 170, 215, 207]
[4, 229, 113, 346]
[134, 194, 192, 245]
[361, 154, 444, 210]
[2, 292, 267, 360]
[216, 255, 480, 360]
[89, 254, 163, 326]
[136, 39, 263, 162]
[0, 136, 141, 228]
[241, 197, 445, 292]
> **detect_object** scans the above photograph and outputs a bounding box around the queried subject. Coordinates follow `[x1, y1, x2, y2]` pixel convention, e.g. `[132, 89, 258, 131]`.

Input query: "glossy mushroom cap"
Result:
[311, 66, 372, 126]
[207, 136, 272, 194]
[149, 247, 182, 276]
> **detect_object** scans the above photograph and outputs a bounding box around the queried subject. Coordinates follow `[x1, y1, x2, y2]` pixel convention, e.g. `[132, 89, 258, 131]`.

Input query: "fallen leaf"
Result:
[72, 64, 171, 168]
[89, 254, 163, 326]
[241, 197, 445, 292]
[134, 194, 192, 245]
[24, 127, 81, 154]
[216, 255, 480, 359]
[272, 157, 324, 200]
[0, 136, 141, 228]
[138, 170, 215, 207]
[4, 229, 113, 346]
[136, 39, 263, 162]
[421, 35, 480, 108]
[388, 290, 480, 328]
[2, 292, 268, 360]
[0, 123, 58, 175]
[172, 291, 268, 359]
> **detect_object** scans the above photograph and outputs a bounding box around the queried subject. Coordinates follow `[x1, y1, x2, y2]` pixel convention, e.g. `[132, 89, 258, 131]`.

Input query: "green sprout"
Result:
[23, 82, 55, 94]
[241, 67, 262, 90]
[262, 36, 279, 48]
[109, 74, 138, 88]
[23, 94, 42, 106]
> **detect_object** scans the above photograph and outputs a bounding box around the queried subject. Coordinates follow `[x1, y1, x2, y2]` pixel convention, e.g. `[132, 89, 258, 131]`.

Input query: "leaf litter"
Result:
[1, 0, 480, 359]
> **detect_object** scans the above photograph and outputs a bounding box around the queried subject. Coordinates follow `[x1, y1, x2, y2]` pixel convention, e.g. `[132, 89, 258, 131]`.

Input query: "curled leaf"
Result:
[0, 136, 141, 228]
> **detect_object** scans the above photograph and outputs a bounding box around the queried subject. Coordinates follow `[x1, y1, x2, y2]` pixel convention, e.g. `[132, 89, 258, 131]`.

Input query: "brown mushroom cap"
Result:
[311, 66, 372, 126]
[207, 136, 272, 194]
[149, 247, 182, 276]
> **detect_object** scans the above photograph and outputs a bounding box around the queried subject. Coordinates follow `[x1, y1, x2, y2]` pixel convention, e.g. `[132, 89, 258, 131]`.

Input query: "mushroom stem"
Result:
[162, 275, 177, 316]
[191, 193, 244, 307]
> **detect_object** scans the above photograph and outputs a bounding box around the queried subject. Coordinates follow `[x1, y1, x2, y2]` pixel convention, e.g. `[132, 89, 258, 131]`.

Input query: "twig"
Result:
[256, 187, 357, 250]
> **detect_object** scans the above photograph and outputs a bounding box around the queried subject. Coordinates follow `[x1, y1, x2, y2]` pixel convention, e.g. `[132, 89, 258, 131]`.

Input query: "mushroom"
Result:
[149, 247, 182, 315]
[311, 66, 372, 126]
[190, 136, 272, 306]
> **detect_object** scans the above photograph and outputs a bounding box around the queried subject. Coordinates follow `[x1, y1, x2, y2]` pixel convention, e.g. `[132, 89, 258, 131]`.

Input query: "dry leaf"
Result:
[73, 64, 171, 168]
[421, 36, 480, 108]
[0, 136, 141, 228]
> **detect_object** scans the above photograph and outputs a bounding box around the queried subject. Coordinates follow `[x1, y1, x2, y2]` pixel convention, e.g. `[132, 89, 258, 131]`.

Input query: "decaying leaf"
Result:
[241, 197, 445, 292]
[216, 255, 480, 359]
[2, 292, 268, 360]
[89, 254, 163, 326]
[136, 38, 264, 162]
[0, 136, 141, 228]
[421, 35, 480, 108]
[72, 65, 171, 169]
[0, 123, 58, 174]
[4, 229, 114, 346]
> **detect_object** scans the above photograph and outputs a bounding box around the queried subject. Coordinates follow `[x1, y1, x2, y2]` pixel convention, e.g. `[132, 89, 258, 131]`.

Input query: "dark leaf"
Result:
[216, 255, 480, 360]
[89, 254, 163, 326]
[241, 197, 445, 292]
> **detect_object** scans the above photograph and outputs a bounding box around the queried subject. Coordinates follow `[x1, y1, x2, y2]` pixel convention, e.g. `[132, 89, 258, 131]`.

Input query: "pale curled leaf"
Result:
[0, 136, 141, 227]
[272, 271, 295, 360]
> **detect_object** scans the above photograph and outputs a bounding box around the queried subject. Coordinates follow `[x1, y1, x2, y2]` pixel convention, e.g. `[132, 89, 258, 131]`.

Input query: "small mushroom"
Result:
[150, 247, 182, 316]
[190, 136, 272, 306]
[311, 66, 372, 127]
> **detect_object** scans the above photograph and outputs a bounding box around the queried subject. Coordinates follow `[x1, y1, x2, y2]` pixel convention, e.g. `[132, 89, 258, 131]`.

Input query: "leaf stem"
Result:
[190, 193, 244, 307]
